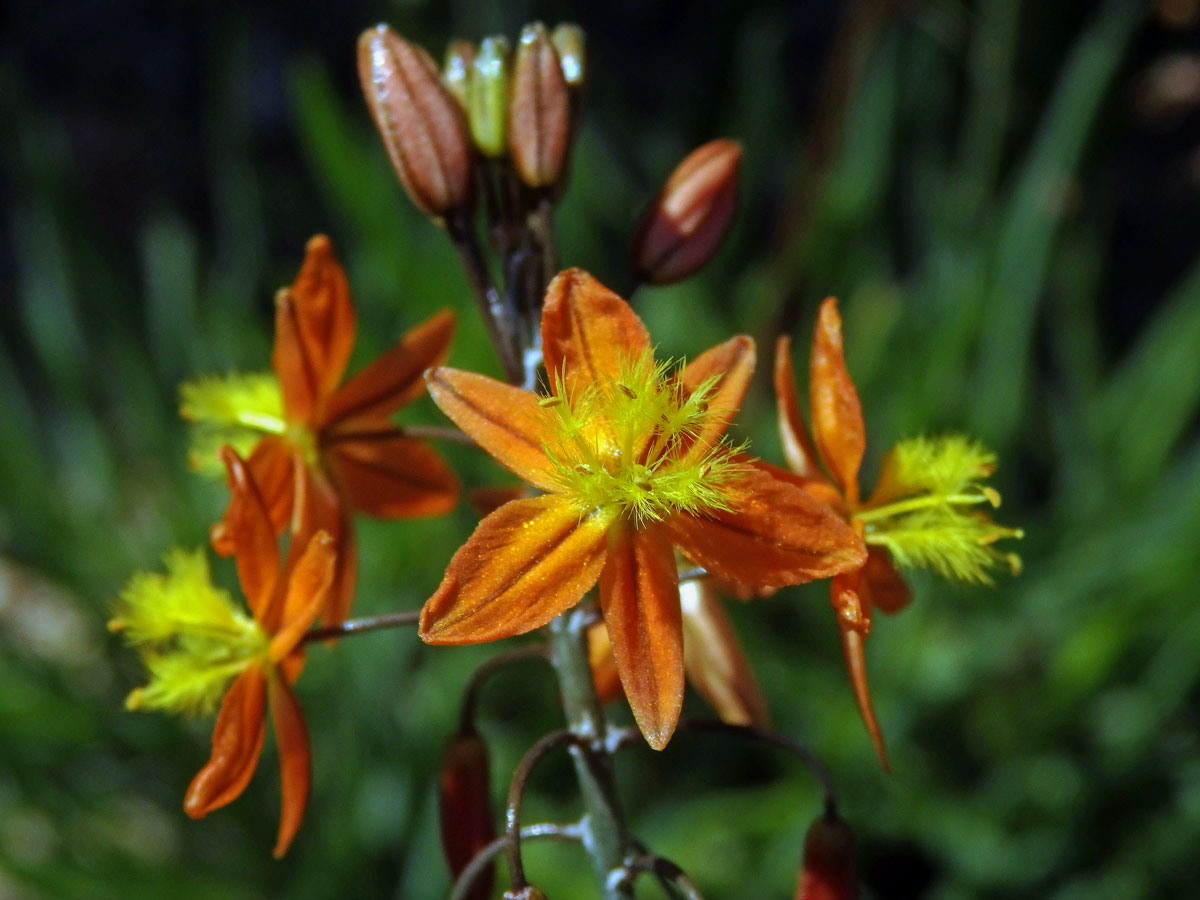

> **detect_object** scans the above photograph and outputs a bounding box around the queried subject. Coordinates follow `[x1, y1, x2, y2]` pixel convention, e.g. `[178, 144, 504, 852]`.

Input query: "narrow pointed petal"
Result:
[421, 496, 611, 644]
[273, 289, 320, 424]
[810, 298, 865, 503]
[211, 437, 295, 556]
[680, 578, 769, 728]
[185, 666, 268, 817]
[599, 522, 683, 750]
[773, 335, 825, 482]
[269, 531, 336, 663]
[832, 578, 889, 770]
[269, 673, 311, 857]
[288, 467, 355, 628]
[861, 547, 911, 616]
[665, 461, 866, 596]
[541, 269, 649, 397]
[290, 235, 356, 400]
[586, 623, 624, 705]
[219, 447, 280, 618]
[329, 430, 459, 518]
[426, 367, 558, 491]
[678, 335, 755, 456]
[322, 309, 455, 427]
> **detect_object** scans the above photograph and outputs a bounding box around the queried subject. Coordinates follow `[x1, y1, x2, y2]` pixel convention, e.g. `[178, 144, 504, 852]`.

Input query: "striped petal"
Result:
[809, 298, 864, 504]
[773, 335, 826, 483]
[184, 666, 268, 818]
[286, 235, 356, 407]
[680, 578, 768, 728]
[321, 309, 455, 427]
[218, 447, 280, 620]
[665, 460, 865, 596]
[269, 531, 336, 663]
[269, 673, 311, 857]
[678, 335, 755, 458]
[541, 269, 650, 398]
[420, 496, 611, 644]
[599, 522, 683, 750]
[329, 429, 458, 518]
[210, 437, 295, 555]
[426, 367, 558, 491]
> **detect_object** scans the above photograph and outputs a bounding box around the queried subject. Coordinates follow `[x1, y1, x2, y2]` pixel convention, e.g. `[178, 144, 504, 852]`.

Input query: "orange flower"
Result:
[775, 298, 1020, 768]
[187, 236, 459, 626]
[111, 446, 335, 857]
[420, 269, 865, 749]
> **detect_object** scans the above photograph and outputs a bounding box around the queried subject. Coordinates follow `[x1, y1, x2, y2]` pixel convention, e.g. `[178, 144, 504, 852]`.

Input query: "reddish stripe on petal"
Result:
[269, 672, 311, 858]
[420, 496, 610, 644]
[322, 309, 455, 427]
[185, 666, 268, 818]
[665, 460, 865, 596]
[426, 367, 557, 491]
[330, 430, 458, 519]
[810, 298, 865, 504]
[289, 235, 356, 401]
[773, 335, 826, 483]
[599, 522, 683, 750]
[219, 447, 280, 619]
[678, 335, 755, 458]
[541, 269, 649, 398]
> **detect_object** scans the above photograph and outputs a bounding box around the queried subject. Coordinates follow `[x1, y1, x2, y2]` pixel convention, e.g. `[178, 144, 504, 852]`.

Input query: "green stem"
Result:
[547, 607, 633, 900]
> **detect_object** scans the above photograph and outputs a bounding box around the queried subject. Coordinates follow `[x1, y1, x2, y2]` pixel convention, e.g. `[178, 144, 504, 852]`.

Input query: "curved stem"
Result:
[674, 718, 839, 817]
[448, 822, 583, 900]
[505, 729, 585, 890]
[300, 610, 420, 645]
[459, 643, 550, 734]
[622, 853, 707, 900]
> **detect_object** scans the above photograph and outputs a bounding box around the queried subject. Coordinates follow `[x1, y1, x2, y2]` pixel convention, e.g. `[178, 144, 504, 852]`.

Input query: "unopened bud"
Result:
[631, 138, 742, 285]
[469, 37, 510, 158]
[509, 23, 571, 188]
[795, 814, 857, 900]
[438, 731, 496, 900]
[358, 25, 474, 217]
[550, 24, 586, 88]
[443, 41, 475, 111]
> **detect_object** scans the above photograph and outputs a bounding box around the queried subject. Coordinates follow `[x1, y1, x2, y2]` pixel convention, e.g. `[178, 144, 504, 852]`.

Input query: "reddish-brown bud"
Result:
[795, 814, 857, 900]
[631, 138, 742, 285]
[508, 23, 571, 188]
[438, 731, 496, 900]
[358, 25, 474, 217]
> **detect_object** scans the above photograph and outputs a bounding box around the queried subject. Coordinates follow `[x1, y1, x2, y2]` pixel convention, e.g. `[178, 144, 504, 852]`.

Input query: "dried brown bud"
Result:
[438, 731, 495, 900]
[509, 23, 571, 188]
[795, 814, 857, 900]
[631, 138, 742, 285]
[358, 25, 474, 217]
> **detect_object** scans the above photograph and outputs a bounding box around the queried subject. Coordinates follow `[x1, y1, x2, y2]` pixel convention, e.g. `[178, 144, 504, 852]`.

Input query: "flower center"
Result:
[541, 351, 745, 523]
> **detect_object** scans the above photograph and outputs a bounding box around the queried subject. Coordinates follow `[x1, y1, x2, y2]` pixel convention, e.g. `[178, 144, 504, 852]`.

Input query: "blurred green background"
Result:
[3, 0, 1199, 897]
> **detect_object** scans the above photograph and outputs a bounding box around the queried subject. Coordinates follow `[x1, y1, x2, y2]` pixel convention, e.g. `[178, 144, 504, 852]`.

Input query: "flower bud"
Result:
[443, 40, 475, 111]
[468, 36, 510, 158]
[358, 25, 474, 217]
[631, 138, 742, 285]
[795, 813, 857, 900]
[439, 730, 495, 900]
[550, 24, 586, 88]
[509, 23, 571, 188]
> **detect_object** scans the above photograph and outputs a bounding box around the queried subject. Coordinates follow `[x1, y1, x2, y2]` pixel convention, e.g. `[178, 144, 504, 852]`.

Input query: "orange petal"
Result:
[269, 531, 336, 663]
[328, 429, 459, 519]
[599, 522, 683, 750]
[677, 335, 755, 457]
[211, 437, 296, 556]
[680, 578, 769, 728]
[809, 298, 865, 503]
[185, 666, 268, 818]
[832, 579, 889, 770]
[420, 496, 611, 644]
[541, 269, 650, 398]
[288, 466, 355, 628]
[321, 309, 455, 427]
[288, 235, 356, 405]
[426, 367, 557, 492]
[586, 622, 624, 705]
[269, 672, 311, 857]
[861, 547, 911, 616]
[218, 447, 280, 619]
[273, 289, 320, 424]
[773, 335, 826, 482]
[664, 460, 866, 596]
